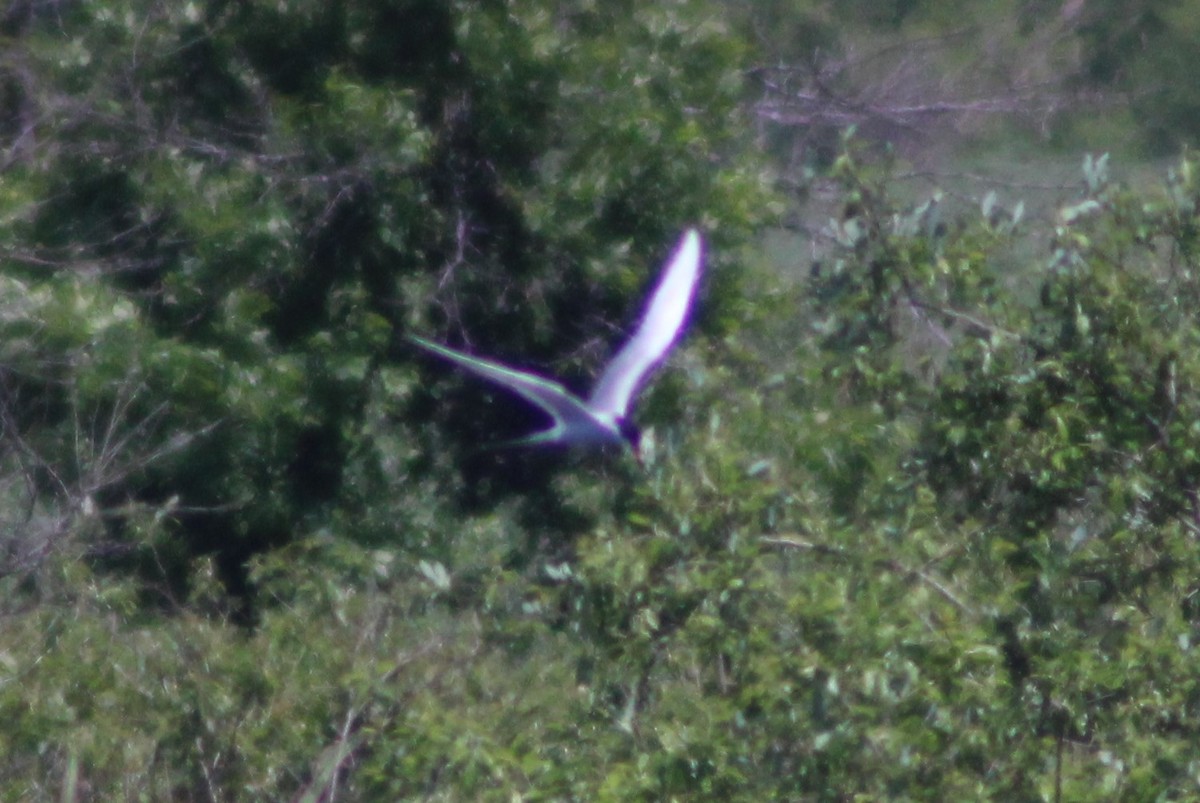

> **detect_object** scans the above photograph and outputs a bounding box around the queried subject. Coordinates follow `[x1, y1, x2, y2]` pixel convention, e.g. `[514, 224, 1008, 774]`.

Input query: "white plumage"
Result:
[411, 228, 704, 458]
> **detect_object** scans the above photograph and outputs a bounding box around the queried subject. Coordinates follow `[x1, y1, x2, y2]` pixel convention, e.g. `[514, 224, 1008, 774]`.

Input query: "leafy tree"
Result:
[4, 1, 1200, 800]
[0, 0, 769, 605]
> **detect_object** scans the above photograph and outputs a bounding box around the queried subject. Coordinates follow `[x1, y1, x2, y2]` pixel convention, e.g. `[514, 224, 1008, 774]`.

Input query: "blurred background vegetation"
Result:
[2, 0, 1200, 799]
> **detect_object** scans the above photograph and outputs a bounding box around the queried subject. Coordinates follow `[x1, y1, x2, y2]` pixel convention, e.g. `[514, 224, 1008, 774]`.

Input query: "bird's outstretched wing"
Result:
[588, 228, 703, 417]
[409, 336, 599, 441]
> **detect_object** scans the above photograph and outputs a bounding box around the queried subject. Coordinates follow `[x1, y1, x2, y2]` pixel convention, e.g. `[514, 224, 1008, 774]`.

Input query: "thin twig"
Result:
[760, 534, 971, 613]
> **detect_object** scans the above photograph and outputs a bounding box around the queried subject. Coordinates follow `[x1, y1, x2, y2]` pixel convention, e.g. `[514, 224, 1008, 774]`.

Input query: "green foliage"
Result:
[738, 0, 1200, 162]
[0, 0, 769, 581]
[4, 1, 1200, 800]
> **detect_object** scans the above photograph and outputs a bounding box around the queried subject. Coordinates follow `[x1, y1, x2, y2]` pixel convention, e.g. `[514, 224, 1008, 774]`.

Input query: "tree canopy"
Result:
[3, 1, 1200, 800]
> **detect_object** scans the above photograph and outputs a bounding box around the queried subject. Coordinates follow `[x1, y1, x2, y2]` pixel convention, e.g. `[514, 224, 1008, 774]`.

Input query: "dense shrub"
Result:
[2, 1, 1199, 800]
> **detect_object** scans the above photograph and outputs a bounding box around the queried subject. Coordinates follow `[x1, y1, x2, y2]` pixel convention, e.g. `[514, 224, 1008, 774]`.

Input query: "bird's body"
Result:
[411, 228, 704, 459]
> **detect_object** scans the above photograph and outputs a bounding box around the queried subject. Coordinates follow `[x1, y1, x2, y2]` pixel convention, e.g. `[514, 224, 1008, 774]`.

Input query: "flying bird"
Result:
[411, 228, 704, 460]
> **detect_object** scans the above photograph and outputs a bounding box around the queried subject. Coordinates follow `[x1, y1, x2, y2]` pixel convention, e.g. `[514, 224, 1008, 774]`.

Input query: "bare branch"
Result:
[760, 534, 971, 614]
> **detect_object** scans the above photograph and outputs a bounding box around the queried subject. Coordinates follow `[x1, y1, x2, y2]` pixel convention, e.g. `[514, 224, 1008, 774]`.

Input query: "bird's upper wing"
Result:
[587, 228, 703, 417]
[410, 336, 598, 431]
